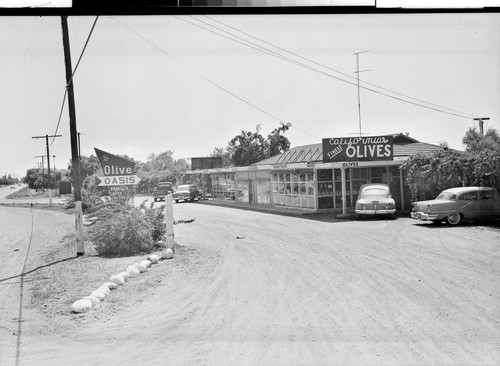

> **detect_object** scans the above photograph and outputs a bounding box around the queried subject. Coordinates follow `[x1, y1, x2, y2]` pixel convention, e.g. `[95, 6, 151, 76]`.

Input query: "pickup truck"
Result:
[153, 182, 173, 202]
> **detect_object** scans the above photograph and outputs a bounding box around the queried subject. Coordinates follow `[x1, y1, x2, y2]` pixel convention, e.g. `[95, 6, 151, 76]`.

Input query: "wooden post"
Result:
[165, 194, 175, 254]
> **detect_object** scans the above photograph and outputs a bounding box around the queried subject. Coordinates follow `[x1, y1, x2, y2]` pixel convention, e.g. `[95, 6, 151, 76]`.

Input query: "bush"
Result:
[89, 204, 154, 257]
[141, 201, 166, 242]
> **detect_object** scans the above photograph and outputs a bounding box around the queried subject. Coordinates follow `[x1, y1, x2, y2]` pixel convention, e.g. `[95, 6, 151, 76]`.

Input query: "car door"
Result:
[457, 191, 482, 220]
[480, 189, 500, 219]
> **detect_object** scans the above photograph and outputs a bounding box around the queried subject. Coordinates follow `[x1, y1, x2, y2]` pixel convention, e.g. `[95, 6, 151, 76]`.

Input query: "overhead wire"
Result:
[51, 16, 99, 146]
[192, 15, 480, 120]
[203, 15, 479, 120]
[113, 17, 319, 139]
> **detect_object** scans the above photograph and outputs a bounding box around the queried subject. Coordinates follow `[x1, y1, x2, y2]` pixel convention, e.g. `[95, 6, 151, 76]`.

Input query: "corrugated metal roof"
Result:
[254, 140, 445, 166]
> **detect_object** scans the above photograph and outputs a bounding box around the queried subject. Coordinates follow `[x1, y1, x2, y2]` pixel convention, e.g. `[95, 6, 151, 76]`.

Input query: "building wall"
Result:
[209, 161, 412, 213]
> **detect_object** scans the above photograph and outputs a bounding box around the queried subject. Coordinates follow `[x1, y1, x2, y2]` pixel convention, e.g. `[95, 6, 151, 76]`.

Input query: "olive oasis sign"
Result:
[322, 135, 394, 163]
[95, 148, 140, 187]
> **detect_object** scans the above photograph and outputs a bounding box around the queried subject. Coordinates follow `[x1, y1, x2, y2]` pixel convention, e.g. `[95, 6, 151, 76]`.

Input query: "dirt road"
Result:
[0, 203, 499, 365]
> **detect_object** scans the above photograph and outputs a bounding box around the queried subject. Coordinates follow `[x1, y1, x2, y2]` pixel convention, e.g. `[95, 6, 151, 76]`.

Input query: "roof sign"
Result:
[322, 135, 394, 163]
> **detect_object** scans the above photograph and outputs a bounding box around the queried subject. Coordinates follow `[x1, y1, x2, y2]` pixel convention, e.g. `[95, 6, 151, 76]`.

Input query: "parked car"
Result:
[172, 184, 201, 203]
[355, 183, 396, 218]
[152, 181, 173, 202]
[410, 186, 500, 225]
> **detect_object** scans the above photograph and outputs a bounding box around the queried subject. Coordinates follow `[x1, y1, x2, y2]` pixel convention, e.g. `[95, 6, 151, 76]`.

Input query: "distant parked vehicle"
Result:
[153, 182, 173, 202]
[410, 186, 500, 225]
[172, 184, 201, 203]
[355, 183, 396, 218]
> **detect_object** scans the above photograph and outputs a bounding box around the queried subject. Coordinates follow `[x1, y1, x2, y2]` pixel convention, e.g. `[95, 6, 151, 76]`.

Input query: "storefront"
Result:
[190, 133, 444, 214]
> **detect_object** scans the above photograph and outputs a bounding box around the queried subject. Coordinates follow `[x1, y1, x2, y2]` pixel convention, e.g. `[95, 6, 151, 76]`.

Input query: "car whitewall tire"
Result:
[446, 213, 461, 225]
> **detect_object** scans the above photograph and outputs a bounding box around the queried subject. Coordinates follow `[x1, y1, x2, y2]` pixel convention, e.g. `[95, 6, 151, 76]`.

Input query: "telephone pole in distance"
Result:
[32, 134, 62, 205]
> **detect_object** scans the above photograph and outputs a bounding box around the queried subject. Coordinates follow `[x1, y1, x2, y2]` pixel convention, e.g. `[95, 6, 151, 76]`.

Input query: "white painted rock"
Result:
[90, 289, 107, 300]
[162, 248, 173, 259]
[82, 296, 100, 307]
[71, 299, 93, 313]
[146, 254, 159, 264]
[140, 260, 152, 269]
[120, 271, 130, 281]
[127, 266, 140, 277]
[103, 282, 118, 290]
[97, 285, 111, 295]
[134, 262, 147, 273]
[110, 274, 125, 285]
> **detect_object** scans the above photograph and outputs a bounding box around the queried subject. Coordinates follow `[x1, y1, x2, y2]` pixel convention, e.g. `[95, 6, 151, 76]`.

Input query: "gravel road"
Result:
[0, 202, 499, 366]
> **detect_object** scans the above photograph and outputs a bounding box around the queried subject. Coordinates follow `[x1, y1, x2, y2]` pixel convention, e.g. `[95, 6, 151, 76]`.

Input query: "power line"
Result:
[51, 16, 99, 146]
[112, 17, 319, 140]
[193, 15, 480, 120]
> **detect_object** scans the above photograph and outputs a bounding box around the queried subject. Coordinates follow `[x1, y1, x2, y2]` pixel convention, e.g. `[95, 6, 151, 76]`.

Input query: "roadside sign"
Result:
[97, 175, 140, 187]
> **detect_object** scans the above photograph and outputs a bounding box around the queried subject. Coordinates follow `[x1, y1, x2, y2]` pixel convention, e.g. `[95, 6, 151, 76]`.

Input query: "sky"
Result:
[0, 11, 499, 178]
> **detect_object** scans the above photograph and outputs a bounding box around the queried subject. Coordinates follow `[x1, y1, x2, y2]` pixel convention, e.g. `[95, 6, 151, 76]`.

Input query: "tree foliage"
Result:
[212, 122, 292, 167]
[22, 168, 61, 190]
[403, 127, 500, 201]
[135, 151, 188, 194]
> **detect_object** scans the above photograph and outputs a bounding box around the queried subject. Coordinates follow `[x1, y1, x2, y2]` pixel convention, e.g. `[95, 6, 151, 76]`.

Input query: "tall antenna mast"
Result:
[354, 51, 370, 137]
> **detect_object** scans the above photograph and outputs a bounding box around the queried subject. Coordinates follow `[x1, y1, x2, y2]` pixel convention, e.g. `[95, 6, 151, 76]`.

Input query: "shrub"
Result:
[89, 205, 154, 257]
[141, 201, 166, 242]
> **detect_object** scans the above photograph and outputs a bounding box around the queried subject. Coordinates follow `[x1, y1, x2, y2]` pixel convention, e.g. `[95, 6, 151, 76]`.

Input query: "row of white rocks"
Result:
[71, 248, 174, 313]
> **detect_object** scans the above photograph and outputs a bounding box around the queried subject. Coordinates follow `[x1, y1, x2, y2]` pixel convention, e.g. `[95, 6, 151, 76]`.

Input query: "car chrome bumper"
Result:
[355, 209, 396, 215]
[410, 212, 439, 221]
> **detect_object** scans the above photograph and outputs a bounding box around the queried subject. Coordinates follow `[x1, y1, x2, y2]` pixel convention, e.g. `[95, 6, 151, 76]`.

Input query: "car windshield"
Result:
[361, 188, 388, 198]
[177, 185, 190, 191]
[435, 192, 456, 200]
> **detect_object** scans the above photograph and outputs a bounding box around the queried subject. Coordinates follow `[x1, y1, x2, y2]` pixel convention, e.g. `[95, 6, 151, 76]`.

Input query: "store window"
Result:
[212, 173, 236, 200]
[318, 169, 334, 209]
[272, 172, 314, 209]
[256, 180, 270, 205]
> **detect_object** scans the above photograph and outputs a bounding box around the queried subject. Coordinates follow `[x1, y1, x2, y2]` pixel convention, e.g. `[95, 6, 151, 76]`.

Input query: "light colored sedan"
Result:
[410, 186, 500, 225]
[355, 183, 396, 218]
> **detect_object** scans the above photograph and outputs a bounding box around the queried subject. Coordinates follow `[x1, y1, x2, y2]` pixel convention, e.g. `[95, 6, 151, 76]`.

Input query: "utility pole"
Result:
[61, 15, 84, 256]
[34, 155, 45, 175]
[354, 51, 370, 137]
[473, 117, 490, 138]
[32, 134, 62, 205]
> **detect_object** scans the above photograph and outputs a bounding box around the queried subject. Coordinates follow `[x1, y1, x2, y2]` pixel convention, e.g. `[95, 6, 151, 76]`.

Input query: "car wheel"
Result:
[446, 213, 461, 225]
[175, 199, 179, 203]
[153, 198, 157, 202]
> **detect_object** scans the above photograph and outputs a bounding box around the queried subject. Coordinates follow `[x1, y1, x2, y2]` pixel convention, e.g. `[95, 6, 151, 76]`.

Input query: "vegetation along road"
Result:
[0, 201, 499, 365]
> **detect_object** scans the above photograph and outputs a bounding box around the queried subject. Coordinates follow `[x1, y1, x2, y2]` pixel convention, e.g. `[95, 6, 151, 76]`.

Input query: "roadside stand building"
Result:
[189, 133, 445, 215]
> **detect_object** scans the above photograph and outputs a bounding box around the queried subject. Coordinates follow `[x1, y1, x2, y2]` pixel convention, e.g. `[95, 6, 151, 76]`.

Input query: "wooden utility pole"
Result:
[61, 16, 84, 256]
[34, 155, 45, 175]
[32, 134, 61, 206]
[473, 117, 490, 138]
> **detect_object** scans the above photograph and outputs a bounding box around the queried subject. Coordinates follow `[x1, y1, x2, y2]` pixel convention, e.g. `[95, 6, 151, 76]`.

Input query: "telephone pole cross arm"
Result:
[473, 117, 490, 138]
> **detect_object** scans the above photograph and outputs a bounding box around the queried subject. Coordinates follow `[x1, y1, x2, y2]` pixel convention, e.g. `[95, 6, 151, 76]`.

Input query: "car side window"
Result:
[460, 192, 478, 201]
[480, 191, 494, 200]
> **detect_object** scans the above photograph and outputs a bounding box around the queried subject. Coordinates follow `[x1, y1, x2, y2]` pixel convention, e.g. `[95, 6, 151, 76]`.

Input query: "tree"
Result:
[135, 151, 188, 194]
[462, 126, 500, 153]
[215, 123, 292, 167]
[229, 125, 268, 166]
[66, 155, 101, 185]
[403, 125, 500, 201]
[267, 122, 292, 157]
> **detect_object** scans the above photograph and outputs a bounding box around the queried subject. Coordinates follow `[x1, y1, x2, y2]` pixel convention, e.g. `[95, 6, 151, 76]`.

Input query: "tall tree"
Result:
[267, 122, 292, 157]
[215, 123, 292, 167]
[462, 126, 500, 153]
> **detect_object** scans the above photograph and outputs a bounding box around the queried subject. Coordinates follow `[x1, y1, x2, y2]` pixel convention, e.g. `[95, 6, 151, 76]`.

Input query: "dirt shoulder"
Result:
[1, 203, 499, 366]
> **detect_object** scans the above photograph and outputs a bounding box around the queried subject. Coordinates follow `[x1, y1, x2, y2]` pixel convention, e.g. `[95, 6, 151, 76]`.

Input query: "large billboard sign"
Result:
[322, 135, 394, 163]
[94, 148, 139, 188]
[191, 157, 222, 170]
